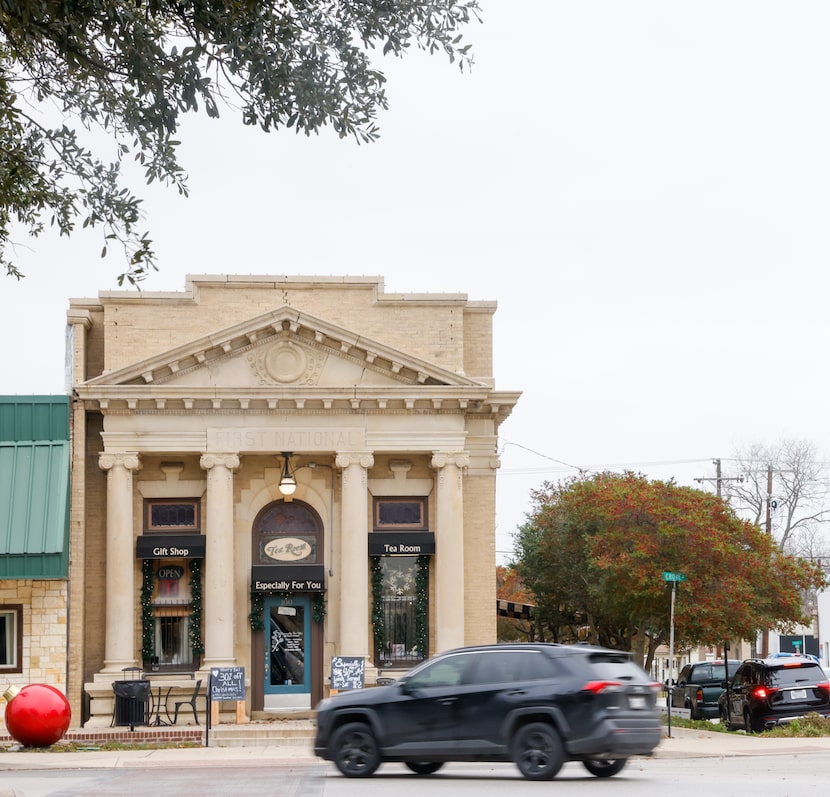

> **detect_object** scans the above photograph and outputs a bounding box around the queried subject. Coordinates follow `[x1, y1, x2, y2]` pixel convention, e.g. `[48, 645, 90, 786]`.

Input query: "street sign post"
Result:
[662, 571, 686, 738]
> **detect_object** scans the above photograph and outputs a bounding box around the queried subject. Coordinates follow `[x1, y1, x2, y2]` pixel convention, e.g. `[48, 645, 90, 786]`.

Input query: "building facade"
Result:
[0, 397, 71, 712]
[68, 275, 519, 725]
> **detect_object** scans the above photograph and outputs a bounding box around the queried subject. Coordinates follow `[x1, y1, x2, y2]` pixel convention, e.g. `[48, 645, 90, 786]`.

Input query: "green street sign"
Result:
[662, 571, 686, 582]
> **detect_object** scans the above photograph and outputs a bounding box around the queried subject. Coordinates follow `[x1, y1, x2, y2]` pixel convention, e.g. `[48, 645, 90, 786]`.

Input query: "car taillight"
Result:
[581, 680, 623, 694]
[695, 687, 704, 702]
[751, 685, 778, 700]
[817, 683, 830, 696]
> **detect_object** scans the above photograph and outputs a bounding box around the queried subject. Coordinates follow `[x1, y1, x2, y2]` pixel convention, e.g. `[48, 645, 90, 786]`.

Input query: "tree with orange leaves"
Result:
[513, 471, 825, 670]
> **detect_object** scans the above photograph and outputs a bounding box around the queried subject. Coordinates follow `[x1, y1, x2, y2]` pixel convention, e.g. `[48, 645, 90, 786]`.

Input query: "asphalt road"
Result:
[2, 753, 830, 797]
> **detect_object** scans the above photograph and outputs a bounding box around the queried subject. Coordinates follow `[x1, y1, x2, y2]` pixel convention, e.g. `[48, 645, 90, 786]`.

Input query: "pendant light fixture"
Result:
[278, 452, 297, 496]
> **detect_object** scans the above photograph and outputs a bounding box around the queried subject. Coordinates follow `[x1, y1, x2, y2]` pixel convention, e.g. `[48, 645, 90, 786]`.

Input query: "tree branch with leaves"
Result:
[0, 0, 481, 284]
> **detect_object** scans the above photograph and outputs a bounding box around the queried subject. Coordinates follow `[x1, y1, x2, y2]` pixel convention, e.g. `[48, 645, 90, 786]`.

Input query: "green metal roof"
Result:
[0, 397, 70, 579]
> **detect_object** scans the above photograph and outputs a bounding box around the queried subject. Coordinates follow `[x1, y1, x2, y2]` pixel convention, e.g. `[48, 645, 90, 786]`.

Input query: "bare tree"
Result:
[724, 439, 830, 553]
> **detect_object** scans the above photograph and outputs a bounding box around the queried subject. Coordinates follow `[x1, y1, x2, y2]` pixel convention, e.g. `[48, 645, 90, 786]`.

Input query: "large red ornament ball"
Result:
[3, 684, 72, 747]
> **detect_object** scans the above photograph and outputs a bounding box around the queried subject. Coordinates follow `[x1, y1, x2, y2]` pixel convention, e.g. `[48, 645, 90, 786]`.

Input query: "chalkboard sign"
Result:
[330, 656, 365, 690]
[210, 666, 246, 701]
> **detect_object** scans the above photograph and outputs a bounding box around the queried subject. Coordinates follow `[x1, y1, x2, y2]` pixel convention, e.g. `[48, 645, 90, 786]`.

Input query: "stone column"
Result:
[98, 452, 141, 673]
[431, 451, 469, 653]
[335, 452, 374, 668]
[200, 453, 240, 668]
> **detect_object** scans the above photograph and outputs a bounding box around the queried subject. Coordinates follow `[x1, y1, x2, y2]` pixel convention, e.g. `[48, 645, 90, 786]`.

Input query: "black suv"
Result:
[314, 643, 662, 780]
[718, 657, 830, 732]
[671, 660, 741, 719]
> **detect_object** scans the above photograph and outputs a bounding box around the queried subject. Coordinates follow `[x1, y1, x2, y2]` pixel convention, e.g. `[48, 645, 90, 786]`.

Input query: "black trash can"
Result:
[112, 680, 151, 729]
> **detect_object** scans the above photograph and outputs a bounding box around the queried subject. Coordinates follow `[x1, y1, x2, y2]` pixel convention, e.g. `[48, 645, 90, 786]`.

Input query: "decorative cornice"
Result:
[75, 386, 521, 421]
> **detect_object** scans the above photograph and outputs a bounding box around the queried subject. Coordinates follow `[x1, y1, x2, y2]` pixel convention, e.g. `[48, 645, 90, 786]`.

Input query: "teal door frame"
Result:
[264, 595, 311, 696]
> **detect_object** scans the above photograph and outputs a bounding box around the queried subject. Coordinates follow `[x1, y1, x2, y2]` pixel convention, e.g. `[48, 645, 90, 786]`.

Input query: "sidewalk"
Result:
[3, 727, 830, 771]
[655, 726, 830, 758]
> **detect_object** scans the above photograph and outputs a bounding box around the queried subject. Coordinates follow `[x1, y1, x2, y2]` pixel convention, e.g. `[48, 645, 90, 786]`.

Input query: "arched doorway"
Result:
[250, 500, 325, 711]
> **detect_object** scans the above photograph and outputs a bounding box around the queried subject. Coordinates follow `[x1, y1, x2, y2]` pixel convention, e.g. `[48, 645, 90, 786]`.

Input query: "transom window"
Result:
[254, 501, 322, 565]
[144, 499, 201, 533]
[373, 498, 427, 530]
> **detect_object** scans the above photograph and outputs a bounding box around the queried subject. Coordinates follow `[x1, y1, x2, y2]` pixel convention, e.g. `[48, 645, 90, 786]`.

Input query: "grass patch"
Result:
[0, 740, 202, 753]
[662, 712, 830, 737]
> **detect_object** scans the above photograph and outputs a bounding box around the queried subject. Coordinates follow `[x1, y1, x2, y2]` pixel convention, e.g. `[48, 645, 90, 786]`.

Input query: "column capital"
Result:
[200, 452, 240, 471]
[98, 452, 141, 472]
[335, 451, 374, 470]
[431, 451, 470, 470]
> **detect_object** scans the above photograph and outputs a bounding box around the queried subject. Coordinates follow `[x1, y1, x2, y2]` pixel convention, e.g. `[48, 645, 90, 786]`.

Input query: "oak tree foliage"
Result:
[512, 471, 826, 671]
[0, 0, 481, 284]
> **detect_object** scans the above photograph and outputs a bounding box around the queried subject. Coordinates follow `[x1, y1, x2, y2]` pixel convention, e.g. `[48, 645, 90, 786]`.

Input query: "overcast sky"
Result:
[2, 1, 829, 563]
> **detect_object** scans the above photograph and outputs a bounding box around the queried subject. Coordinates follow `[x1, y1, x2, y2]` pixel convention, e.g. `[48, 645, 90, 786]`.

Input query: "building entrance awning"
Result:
[497, 599, 534, 620]
[0, 397, 70, 579]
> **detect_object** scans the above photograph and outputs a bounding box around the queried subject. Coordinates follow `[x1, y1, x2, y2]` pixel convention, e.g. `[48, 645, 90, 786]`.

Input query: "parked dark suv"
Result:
[314, 643, 662, 780]
[671, 660, 741, 719]
[718, 657, 830, 733]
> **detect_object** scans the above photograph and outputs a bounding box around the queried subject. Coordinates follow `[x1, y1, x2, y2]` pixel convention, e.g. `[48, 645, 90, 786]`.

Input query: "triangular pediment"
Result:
[83, 306, 482, 391]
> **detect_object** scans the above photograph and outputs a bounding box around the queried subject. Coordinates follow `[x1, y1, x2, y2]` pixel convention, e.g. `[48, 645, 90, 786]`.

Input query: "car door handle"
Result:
[438, 698, 457, 706]
[506, 689, 526, 695]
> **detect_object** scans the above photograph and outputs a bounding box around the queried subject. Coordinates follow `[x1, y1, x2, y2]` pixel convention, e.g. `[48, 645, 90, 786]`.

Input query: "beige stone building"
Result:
[68, 275, 519, 725]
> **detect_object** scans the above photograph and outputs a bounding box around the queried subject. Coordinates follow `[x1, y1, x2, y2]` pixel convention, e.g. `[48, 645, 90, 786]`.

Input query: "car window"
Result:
[468, 652, 516, 685]
[768, 664, 826, 687]
[406, 654, 471, 688]
[690, 664, 713, 681]
[585, 652, 646, 681]
[466, 650, 554, 684]
[733, 665, 750, 686]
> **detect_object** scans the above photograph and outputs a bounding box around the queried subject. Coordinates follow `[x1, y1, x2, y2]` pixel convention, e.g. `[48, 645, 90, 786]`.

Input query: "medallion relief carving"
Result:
[248, 340, 325, 385]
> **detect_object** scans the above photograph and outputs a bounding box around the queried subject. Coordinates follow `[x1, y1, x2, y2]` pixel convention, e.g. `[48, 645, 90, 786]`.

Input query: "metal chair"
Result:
[172, 679, 202, 725]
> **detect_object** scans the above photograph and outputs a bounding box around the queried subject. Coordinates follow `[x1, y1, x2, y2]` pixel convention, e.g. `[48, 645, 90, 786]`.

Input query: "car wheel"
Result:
[404, 761, 444, 775]
[512, 722, 564, 781]
[719, 705, 734, 730]
[744, 709, 763, 734]
[330, 722, 381, 778]
[687, 701, 698, 721]
[583, 758, 627, 778]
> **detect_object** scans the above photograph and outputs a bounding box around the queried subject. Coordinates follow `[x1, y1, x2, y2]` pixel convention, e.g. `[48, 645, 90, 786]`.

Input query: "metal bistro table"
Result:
[149, 684, 174, 726]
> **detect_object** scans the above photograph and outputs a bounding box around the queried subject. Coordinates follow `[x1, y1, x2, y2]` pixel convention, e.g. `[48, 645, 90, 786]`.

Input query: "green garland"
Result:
[249, 590, 326, 631]
[415, 555, 429, 659]
[313, 592, 327, 625]
[188, 559, 204, 656]
[249, 590, 264, 632]
[371, 556, 386, 659]
[140, 559, 155, 663]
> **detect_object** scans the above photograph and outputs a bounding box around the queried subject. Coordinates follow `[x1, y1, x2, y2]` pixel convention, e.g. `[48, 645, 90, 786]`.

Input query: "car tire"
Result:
[687, 701, 698, 721]
[719, 705, 734, 730]
[512, 722, 564, 781]
[583, 758, 627, 778]
[404, 761, 444, 775]
[744, 709, 763, 734]
[330, 722, 381, 778]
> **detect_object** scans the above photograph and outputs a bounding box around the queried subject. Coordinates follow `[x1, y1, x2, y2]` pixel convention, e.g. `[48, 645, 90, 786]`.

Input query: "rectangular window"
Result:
[153, 611, 193, 669]
[373, 498, 427, 530]
[145, 499, 201, 533]
[0, 605, 23, 673]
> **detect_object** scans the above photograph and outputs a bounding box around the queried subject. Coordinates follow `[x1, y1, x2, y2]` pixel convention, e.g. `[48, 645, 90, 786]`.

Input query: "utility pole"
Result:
[694, 459, 744, 497]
